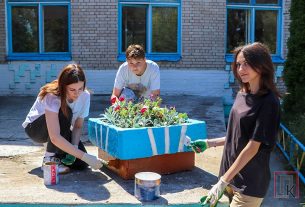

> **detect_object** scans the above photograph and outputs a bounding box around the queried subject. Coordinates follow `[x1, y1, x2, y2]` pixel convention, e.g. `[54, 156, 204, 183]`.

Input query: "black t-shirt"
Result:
[219, 90, 280, 198]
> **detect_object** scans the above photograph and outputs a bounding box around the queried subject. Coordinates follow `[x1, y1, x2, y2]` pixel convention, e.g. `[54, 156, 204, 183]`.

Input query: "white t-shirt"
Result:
[114, 60, 160, 98]
[22, 90, 90, 128]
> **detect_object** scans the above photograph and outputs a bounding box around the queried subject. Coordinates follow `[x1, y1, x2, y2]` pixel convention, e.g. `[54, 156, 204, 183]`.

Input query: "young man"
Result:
[111, 44, 160, 102]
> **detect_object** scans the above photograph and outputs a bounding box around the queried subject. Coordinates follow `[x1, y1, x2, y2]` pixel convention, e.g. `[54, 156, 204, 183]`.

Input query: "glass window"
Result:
[256, 0, 278, 4]
[44, 6, 68, 52]
[226, 9, 249, 53]
[226, 0, 281, 55]
[152, 7, 177, 53]
[122, 6, 146, 52]
[119, 1, 181, 61]
[8, 1, 71, 60]
[12, 6, 38, 53]
[255, 10, 277, 53]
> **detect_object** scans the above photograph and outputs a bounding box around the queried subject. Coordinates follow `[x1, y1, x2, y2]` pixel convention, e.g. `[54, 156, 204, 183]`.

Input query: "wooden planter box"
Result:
[98, 149, 195, 180]
[88, 118, 206, 179]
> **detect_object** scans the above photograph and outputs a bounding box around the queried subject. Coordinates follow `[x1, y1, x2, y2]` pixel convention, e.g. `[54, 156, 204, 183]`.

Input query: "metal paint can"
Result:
[134, 172, 161, 201]
[43, 162, 59, 185]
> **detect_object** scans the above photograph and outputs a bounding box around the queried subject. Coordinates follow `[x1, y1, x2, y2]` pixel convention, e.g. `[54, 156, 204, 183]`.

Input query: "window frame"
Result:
[6, 0, 71, 61]
[225, 0, 284, 63]
[118, 0, 181, 62]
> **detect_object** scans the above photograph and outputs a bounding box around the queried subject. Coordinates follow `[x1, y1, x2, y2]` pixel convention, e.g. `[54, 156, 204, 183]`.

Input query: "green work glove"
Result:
[200, 195, 222, 207]
[201, 177, 228, 207]
[189, 139, 209, 153]
[61, 154, 76, 166]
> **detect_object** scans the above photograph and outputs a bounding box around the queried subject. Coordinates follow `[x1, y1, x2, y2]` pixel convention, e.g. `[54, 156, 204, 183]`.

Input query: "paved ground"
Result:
[0, 95, 303, 206]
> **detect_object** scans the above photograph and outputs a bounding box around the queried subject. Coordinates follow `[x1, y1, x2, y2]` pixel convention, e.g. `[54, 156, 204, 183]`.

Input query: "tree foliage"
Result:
[283, 0, 305, 117]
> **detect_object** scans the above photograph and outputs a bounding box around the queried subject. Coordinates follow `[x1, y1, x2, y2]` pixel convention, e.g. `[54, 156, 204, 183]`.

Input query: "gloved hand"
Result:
[81, 153, 103, 170]
[189, 139, 209, 153]
[204, 177, 229, 207]
[61, 154, 76, 165]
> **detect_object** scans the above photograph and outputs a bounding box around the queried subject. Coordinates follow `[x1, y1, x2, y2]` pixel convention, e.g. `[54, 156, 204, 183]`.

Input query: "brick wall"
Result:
[0, 1, 6, 62]
[159, 0, 226, 69]
[71, 0, 119, 70]
[71, 0, 226, 70]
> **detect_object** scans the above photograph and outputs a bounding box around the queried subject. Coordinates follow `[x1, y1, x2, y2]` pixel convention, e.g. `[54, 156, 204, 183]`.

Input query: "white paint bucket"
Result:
[134, 172, 161, 201]
[43, 162, 59, 185]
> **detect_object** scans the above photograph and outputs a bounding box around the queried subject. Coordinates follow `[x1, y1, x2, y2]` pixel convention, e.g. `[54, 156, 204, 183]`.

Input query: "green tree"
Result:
[282, 0, 305, 140]
[281, 1, 305, 181]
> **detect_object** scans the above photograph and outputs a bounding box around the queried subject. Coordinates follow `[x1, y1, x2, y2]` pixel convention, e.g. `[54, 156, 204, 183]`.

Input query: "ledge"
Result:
[117, 54, 181, 62]
[7, 54, 72, 61]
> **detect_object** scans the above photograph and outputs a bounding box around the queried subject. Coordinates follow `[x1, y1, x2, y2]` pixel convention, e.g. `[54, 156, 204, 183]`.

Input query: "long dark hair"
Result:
[232, 42, 281, 97]
[39, 64, 86, 117]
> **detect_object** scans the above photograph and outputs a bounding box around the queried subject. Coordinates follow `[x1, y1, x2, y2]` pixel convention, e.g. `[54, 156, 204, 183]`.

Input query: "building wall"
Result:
[0, 61, 229, 97]
[0, 0, 291, 95]
[71, 0, 120, 70]
[159, 0, 226, 69]
[0, 1, 6, 62]
[70, 0, 226, 70]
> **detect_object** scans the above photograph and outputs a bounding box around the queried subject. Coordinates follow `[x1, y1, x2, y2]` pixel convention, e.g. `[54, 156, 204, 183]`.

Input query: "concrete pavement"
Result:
[0, 95, 302, 206]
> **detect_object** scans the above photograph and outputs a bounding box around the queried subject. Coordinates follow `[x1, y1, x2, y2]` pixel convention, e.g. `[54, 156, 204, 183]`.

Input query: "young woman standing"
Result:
[192, 43, 281, 207]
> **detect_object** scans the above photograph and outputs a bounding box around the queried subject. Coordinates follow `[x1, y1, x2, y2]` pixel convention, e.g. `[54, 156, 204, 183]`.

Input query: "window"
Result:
[7, 0, 71, 60]
[226, 0, 284, 63]
[118, 0, 181, 61]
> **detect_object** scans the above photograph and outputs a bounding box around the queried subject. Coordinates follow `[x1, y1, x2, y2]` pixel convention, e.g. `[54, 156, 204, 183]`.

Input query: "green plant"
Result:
[101, 97, 189, 128]
[282, 0, 305, 145]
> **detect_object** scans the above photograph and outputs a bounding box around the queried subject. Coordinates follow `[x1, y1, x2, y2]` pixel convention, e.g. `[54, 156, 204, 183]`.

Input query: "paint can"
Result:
[43, 162, 59, 185]
[134, 172, 161, 201]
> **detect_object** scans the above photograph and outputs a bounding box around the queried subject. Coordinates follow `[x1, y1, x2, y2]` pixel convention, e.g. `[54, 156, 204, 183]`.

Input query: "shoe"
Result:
[41, 156, 70, 174]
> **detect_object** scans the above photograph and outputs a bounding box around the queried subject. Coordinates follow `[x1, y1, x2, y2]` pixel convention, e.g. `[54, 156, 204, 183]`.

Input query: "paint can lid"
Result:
[135, 172, 161, 181]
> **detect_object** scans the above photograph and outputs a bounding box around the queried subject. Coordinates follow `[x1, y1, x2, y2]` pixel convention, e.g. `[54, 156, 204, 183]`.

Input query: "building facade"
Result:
[0, 0, 290, 98]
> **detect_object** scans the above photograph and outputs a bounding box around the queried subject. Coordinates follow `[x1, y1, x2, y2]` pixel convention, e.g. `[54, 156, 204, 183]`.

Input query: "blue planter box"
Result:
[88, 118, 207, 160]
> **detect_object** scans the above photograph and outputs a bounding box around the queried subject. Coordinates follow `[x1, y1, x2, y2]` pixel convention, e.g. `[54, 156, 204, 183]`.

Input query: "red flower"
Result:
[119, 97, 125, 102]
[114, 105, 121, 111]
[140, 106, 148, 114]
[110, 97, 117, 105]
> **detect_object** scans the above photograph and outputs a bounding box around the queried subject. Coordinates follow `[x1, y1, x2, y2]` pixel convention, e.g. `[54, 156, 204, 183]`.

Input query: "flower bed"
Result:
[88, 98, 207, 160]
[104, 97, 189, 128]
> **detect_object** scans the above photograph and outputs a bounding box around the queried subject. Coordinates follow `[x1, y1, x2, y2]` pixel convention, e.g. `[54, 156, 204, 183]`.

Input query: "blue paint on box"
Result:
[88, 118, 207, 160]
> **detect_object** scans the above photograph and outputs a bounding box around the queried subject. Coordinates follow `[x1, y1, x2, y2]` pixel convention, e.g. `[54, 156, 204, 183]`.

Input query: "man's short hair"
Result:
[126, 44, 145, 60]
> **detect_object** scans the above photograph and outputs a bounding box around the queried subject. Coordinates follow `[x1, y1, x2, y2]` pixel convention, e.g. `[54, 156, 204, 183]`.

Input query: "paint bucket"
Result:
[134, 172, 161, 201]
[43, 161, 59, 185]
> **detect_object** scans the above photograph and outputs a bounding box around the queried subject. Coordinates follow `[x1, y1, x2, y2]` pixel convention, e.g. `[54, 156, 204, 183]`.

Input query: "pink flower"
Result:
[119, 97, 125, 102]
[140, 106, 148, 114]
[114, 105, 121, 111]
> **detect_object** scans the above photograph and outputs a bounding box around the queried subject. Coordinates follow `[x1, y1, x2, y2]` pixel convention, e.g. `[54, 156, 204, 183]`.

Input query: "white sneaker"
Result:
[41, 156, 70, 174]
